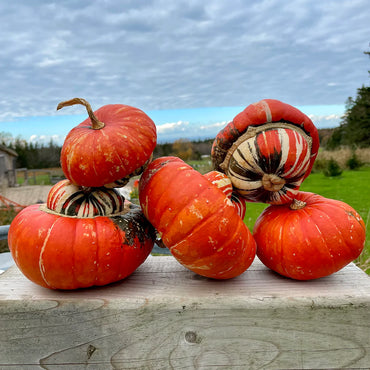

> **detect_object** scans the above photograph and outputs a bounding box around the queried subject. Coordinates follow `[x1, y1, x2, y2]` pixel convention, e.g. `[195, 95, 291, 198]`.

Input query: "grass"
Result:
[241, 166, 370, 274]
[16, 168, 65, 185]
[0, 207, 18, 252]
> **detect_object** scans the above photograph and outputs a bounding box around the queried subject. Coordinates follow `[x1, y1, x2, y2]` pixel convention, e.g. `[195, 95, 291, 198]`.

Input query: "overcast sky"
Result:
[0, 0, 369, 142]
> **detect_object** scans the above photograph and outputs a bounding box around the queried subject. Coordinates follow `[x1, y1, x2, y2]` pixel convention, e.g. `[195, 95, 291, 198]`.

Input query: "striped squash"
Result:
[8, 180, 155, 289]
[47, 179, 125, 217]
[211, 99, 319, 205]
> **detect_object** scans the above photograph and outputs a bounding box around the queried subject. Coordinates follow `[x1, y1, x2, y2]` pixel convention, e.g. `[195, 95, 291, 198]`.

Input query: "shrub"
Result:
[346, 152, 363, 170]
[324, 159, 343, 177]
[312, 158, 328, 173]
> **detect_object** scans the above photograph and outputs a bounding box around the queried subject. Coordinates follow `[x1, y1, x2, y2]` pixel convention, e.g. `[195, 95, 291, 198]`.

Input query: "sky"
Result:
[0, 0, 369, 144]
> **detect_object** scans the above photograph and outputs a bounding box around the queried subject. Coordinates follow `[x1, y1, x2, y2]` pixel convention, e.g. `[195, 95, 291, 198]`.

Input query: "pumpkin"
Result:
[253, 191, 366, 280]
[203, 170, 247, 219]
[58, 98, 157, 188]
[8, 180, 155, 289]
[139, 156, 256, 279]
[211, 99, 319, 204]
[47, 179, 125, 217]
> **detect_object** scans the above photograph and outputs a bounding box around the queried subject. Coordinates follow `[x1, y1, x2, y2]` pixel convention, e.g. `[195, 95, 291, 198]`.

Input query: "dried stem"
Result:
[262, 173, 285, 192]
[290, 199, 307, 210]
[57, 98, 105, 130]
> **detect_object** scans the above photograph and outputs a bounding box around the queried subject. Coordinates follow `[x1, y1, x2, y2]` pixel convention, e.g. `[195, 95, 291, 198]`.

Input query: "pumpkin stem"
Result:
[261, 174, 285, 192]
[156, 237, 168, 249]
[290, 199, 307, 210]
[57, 98, 105, 130]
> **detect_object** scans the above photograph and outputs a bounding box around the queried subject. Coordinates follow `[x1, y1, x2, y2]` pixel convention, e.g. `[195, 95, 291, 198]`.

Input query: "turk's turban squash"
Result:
[211, 99, 319, 205]
[203, 170, 247, 219]
[8, 180, 155, 289]
[139, 157, 256, 279]
[58, 98, 157, 188]
[253, 192, 366, 280]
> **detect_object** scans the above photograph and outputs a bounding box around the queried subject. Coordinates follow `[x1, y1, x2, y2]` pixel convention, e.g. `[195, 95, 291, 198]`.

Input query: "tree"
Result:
[327, 50, 370, 149]
[340, 87, 370, 147]
[172, 139, 193, 161]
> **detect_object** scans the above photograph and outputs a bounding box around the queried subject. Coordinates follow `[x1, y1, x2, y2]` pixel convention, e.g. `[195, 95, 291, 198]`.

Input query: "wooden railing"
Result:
[0, 255, 370, 368]
[15, 168, 63, 185]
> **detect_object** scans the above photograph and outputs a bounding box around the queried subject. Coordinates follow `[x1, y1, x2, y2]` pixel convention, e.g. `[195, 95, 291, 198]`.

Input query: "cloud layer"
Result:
[0, 0, 368, 122]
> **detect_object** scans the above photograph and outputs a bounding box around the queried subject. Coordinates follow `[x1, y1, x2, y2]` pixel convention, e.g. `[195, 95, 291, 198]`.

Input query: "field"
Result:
[15, 168, 64, 185]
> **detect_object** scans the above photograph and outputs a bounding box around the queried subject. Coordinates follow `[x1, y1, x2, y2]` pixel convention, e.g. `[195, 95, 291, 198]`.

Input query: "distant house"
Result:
[0, 145, 18, 188]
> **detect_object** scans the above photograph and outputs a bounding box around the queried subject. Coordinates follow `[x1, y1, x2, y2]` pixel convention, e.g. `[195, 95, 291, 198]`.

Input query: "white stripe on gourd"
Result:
[226, 126, 311, 204]
[47, 179, 125, 217]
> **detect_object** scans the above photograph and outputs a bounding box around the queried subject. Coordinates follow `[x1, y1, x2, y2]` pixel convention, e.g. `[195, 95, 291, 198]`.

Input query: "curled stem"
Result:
[262, 173, 285, 192]
[57, 98, 105, 130]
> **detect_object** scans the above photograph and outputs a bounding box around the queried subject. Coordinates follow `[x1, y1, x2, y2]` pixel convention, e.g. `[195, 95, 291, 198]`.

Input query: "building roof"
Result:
[0, 144, 18, 157]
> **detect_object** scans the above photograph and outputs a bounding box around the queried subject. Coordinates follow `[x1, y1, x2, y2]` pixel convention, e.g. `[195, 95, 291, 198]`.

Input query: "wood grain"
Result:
[1, 256, 370, 369]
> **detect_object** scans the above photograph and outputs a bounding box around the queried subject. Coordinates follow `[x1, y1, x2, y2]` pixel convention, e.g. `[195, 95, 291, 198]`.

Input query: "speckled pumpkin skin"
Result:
[253, 192, 366, 280]
[139, 156, 256, 279]
[8, 200, 155, 290]
[203, 171, 247, 219]
[61, 104, 157, 188]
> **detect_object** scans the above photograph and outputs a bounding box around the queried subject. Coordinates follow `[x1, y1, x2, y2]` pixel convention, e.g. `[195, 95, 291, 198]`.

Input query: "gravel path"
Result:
[2, 185, 53, 206]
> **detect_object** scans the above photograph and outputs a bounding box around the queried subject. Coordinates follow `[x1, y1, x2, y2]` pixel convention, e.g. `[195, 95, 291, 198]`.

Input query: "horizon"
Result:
[0, 103, 345, 145]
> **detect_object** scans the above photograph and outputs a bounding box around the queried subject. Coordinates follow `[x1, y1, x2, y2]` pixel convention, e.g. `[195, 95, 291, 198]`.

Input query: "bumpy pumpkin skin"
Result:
[139, 156, 256, 279]
[60, 102, 157, 188]
[203, 171, 247, 219]
[253, 192, 366, 280]
[211, 99, 319, 205]
[8, 201, 155, 290]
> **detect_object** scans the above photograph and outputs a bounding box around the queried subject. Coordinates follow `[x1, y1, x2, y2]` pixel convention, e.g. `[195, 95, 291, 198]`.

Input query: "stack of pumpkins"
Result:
[8, 98, 157, 289]
[8, 98, 366, 290]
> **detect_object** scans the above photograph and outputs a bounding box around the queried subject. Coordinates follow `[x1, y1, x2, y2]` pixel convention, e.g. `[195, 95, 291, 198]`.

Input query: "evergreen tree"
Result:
[327, 50, 370, 149]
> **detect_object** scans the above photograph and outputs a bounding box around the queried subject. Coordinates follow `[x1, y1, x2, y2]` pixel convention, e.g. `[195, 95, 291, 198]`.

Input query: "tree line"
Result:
[1, 124, 366, 171]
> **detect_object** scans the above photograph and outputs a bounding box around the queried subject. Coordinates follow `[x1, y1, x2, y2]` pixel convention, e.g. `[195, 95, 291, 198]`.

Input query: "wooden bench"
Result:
[0, 256, 369, 369]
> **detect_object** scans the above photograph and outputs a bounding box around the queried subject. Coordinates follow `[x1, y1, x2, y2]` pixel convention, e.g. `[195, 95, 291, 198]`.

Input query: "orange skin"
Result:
[61, 104, 156, 187]
[139, 156, 256, 279]
[253, 192, 366, 280]
[8, 203, 155, 289]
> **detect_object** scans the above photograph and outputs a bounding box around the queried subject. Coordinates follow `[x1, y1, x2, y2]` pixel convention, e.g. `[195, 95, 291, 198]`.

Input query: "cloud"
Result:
[308, 113, 343, 128]
[199, 121, 227, 131]
[157, 121, 189, 134]
[0, 0, 368, 122]
[28, 134, 65, 145]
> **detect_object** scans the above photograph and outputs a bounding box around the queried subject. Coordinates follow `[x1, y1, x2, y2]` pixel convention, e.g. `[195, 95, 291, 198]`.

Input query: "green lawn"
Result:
[242, 166, 370, 274]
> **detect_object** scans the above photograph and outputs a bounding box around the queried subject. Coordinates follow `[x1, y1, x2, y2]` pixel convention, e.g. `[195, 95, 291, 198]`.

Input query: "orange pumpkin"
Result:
[211, 99, 319, 204]
[203, 170, 247, 219]
[139, 156, 256, 279]
[58, 98, 157, 188]
[253, 192, 366, 280]
[8, 180, 155, 289]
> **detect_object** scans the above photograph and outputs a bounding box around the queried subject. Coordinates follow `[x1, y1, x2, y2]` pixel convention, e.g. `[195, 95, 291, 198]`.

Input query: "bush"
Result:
[312, 158, 328, 173]
[323, 159, 343, 177]
[346, 152, 363, 170]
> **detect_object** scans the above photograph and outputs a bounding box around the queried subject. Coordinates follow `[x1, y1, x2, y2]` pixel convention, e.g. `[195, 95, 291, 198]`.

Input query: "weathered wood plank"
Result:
[0, 256, 369, 369]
